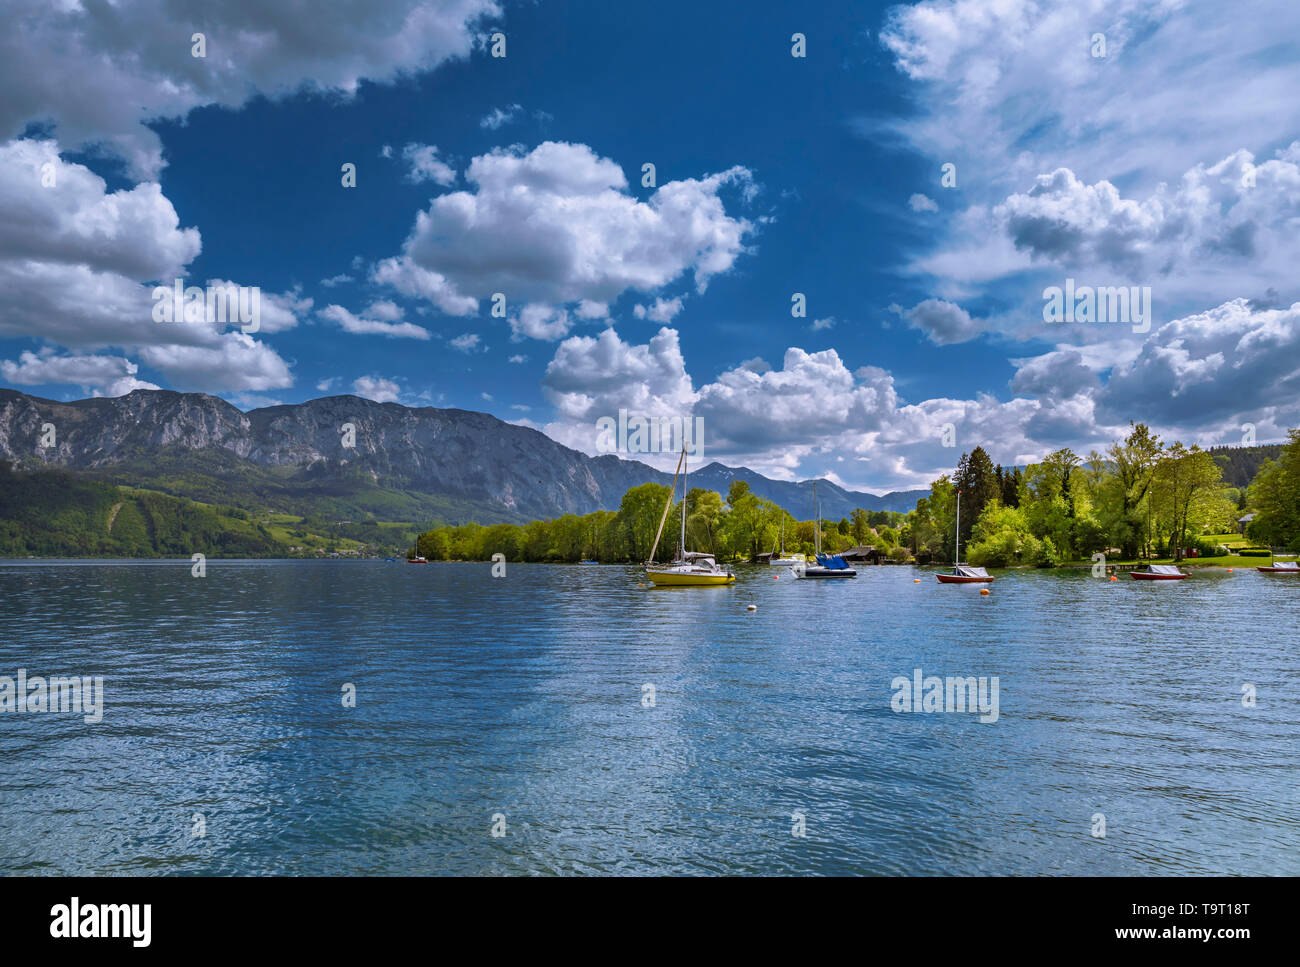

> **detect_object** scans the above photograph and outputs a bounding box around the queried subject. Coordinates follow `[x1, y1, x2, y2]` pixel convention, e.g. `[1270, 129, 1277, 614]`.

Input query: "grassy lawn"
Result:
[1058, 530, 1294, 568]
[1062, 552, 1296, 568]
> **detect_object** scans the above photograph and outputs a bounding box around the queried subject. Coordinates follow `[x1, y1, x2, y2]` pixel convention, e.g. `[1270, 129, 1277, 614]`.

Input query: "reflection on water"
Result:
[0, 560, 1296, 875]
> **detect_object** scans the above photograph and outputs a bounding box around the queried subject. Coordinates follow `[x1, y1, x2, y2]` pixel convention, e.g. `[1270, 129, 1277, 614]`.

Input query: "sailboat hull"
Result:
[645, 569, 736, 587]
[936, 573, 994, 583]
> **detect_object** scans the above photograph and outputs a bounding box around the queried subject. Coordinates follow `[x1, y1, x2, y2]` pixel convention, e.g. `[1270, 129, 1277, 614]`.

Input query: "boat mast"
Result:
[813, 481, 820, 557]
[679, 446, 688, 560]
[955, 489, 961, 566]
[646, 445, 686, 565]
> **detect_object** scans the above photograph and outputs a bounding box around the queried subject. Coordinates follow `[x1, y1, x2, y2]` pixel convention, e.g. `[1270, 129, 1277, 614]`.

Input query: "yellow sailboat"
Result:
[644, 445, 735, 587]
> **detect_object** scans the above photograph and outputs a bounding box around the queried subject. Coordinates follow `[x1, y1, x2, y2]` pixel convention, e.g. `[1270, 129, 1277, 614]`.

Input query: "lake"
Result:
[0, 559, 1296, 875]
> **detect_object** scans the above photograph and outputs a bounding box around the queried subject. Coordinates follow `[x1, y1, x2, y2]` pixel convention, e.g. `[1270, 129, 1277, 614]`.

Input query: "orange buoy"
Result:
[980, 588, 991, 595]
[913, 578, 921, 583]
[1109, 575, 1117, 581]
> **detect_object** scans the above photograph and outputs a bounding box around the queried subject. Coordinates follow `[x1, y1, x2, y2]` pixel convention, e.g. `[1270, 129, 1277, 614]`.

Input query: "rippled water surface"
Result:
[1, 560, 1296, 875]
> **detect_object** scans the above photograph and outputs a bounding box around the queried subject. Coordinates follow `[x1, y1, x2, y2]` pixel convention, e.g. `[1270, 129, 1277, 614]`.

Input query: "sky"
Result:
[1, 0, 1299, 493]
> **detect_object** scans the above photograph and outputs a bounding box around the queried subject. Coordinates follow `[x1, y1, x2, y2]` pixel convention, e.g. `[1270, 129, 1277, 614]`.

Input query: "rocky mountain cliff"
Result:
[0, 389, 926, 522]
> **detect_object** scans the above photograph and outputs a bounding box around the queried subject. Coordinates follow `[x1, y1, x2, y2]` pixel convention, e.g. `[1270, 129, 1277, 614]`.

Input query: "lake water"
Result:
[0, 559, 1296, 875]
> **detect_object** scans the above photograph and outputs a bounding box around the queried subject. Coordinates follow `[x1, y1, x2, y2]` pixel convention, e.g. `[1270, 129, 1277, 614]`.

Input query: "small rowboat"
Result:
[1257, 561, 1300, 573]
[937, 565, 994, 584]
[1131, 564, 1186, 580]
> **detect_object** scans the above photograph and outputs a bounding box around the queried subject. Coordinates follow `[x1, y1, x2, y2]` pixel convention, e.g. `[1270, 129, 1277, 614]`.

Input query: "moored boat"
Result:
[769, 516, 806, 566]
[647, 551, 737, 586]
[937, 564, 994, 584]
[1256, 560, 1300, 573]
[1131, 564, 1187, 580]
[936, 490, 994, 584]
[406, 555, 428, 564]
[791, 482, 857, 579]
[644, 445, 735, 587]
[792, 553, 858, 579]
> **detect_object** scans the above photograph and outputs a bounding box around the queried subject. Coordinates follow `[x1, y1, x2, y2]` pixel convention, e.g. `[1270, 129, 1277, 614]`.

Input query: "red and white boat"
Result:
[1131, 564, 1187, 580]
[937, 564, 995, 584]
[407, 556, 428, 564]
[1256, 561, 1300, 574]
[935, 491, 995, 584]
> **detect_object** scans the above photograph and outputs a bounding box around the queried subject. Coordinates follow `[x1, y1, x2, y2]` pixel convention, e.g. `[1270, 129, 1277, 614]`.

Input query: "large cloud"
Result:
[998, 148, 1300, 278]
[0, 139, 302, 392]
[375, 141, 755, 324]
[1009, 349, 1097, 399]
[1096, 299, 1300, 432]
[876, 0, 1300, 348]
[0, 139, 197, 281]
[136, 334, 293, 393]
[1, 350, 160, 397]
[1, 0, 501, 178]
[899, 143, 1300, 346]
[536, 294, 1300, 489]
[543, 326, 695, 419]
[876, 0, 1300, 195]
[538, 325, 1062, 485]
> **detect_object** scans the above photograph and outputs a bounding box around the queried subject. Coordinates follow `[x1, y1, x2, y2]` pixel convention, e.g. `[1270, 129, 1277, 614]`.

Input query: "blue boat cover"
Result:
[816, 554, 849, 570]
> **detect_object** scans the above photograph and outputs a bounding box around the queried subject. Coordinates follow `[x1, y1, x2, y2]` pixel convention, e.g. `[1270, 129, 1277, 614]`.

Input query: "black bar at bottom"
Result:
[0, 875, 1281, 953]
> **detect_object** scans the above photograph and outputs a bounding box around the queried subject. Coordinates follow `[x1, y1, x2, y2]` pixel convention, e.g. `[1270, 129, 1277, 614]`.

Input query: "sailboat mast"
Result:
[955, 490, 961, 565]
[646, 445, 685, 565]
[680, 447, 688, 559]
[813, 481, 820, 557]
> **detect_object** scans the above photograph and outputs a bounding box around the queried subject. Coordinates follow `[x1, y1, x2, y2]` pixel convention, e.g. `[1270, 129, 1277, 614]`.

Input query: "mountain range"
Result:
[0, 389, 926, 525]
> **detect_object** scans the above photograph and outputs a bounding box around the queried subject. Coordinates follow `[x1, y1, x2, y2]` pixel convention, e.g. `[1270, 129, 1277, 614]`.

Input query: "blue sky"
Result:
[2, 0, 1299, 491]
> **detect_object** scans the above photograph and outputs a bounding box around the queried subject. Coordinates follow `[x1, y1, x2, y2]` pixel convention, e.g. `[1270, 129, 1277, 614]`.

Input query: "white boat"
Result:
[644, 445, 735, 587]
[1130, 563, 1187, 581]
[770, 552, 806, 567]
[769, 515, 805, 566]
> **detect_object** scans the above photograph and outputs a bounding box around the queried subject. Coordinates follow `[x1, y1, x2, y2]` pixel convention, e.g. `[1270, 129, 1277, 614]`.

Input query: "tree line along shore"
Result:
[410, 425, 1300, 567]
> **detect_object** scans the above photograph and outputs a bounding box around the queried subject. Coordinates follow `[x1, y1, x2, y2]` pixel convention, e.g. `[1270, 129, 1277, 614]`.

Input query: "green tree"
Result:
[622, 482, 674, 562]
[966, 501, 1052, 567]
[954, 446, 999, 548]
[1248, 430, 1300, 549]
[1150, 444, 1224, 561]
[850, 507, 870, 544]
[686, 488, 725, 555]
[1109, 422, 1164, 557]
